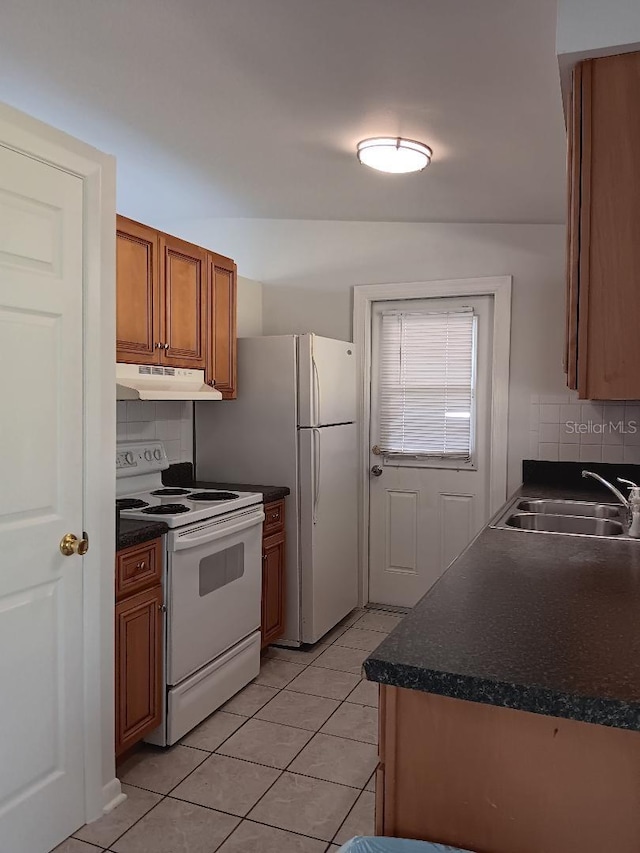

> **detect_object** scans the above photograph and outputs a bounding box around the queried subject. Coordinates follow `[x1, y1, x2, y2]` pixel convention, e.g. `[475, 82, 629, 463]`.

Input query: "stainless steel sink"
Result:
[505, 512, 624, 536]
[490, 495, 632, 539]
[516, 499, 621, 519]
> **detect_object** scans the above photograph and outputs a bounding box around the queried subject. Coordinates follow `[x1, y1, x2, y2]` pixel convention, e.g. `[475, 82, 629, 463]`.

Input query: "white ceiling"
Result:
[0, 0, 566, 225]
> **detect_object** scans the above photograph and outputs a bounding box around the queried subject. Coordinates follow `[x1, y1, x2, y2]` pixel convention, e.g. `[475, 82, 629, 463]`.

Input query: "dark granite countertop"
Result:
[163, 462, 290, 504]
[117, 518, 168, 552]
[364, 463, 640, 731]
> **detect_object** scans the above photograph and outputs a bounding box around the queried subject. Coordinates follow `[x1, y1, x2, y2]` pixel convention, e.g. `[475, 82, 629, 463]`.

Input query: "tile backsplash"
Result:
[116, 400, 193, 463]
[530, 393, 640, 464]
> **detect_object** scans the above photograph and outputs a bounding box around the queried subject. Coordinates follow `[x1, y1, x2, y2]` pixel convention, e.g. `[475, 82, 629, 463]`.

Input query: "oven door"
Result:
[166, 505, 264, 685]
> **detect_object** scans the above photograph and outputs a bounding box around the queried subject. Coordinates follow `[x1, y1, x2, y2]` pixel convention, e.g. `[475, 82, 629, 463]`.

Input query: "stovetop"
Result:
[117, 485, 263, 527]
[116, 440, 262, 528]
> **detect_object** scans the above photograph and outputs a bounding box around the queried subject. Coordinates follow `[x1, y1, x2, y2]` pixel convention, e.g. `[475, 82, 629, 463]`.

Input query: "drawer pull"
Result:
[136, 560, 146, 571]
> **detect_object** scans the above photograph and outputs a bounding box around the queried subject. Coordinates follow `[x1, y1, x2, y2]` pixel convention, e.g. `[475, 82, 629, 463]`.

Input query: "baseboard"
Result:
[102, 777, 127, 814]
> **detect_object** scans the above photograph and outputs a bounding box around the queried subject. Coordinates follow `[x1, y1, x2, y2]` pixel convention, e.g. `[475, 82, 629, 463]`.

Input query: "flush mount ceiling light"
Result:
[356, 137, 432, 174]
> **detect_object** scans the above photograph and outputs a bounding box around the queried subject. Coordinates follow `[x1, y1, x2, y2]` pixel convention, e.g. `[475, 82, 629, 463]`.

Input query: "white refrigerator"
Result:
[195, 334, 359, 646]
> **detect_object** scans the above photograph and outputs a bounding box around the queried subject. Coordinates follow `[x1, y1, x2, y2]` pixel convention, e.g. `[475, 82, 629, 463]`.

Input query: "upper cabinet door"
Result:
[207, 255, 237, 398]
[568, 51, 640, 399]
[159, 234, 207, 369]
[116, 216, 159, 364]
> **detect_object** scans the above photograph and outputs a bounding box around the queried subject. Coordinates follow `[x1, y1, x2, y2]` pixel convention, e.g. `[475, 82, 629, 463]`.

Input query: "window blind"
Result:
[377, 309, 476, 459]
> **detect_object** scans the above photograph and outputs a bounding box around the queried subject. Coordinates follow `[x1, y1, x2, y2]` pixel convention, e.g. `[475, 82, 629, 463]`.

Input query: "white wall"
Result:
[263, 287, 352, 340]
[557, 0, 640, 57]
[556, 0, 640, 108]
[237, 275, 263, 337]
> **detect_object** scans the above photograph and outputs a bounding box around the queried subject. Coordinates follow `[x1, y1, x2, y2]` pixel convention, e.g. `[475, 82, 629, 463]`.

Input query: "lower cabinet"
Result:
[115, 539, 163, 757]
[261, 500, 286, 648]
[377, 684, 640, 853]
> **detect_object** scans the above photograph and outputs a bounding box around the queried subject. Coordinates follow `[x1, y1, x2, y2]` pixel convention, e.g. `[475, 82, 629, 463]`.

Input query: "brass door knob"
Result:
[60, 532, 89, 556]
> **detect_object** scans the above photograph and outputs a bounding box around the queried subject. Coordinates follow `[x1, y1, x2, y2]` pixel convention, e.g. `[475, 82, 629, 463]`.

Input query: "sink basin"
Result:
[516, 499, 621, 519]
[505, 513, 624, 536]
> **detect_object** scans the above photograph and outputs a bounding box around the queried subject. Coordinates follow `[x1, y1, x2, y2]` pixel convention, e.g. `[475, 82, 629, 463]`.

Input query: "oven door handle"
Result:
[171, 510, 265, 551]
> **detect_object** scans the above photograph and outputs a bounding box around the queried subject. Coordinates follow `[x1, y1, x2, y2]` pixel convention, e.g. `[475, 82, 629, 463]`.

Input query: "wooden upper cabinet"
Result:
[116, 216, 159, 364]
[206, 254, 237, 398]
[566, 51, 640, 399]
[160, 235, 207, 369]
[116, 217, 237, 385]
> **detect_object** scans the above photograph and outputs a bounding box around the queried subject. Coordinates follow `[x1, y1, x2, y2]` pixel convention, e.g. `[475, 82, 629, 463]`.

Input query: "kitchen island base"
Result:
[377, 685, 640, 853]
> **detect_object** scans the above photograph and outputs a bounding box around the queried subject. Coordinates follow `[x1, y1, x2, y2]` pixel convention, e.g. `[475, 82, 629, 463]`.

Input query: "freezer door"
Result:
[298, 334, 357, 427]
[299, 423, 359, 643]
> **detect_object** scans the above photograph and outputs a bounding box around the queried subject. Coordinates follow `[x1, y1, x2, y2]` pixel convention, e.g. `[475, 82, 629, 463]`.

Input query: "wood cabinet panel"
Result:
[115, 583, 163, 757]
[377, 685, 640, 852]
[206, 256, 237, 398]
[263, 499, 285, 537]
[566, 51, 640, 398]
[116, 216, 159, 364]
[116, 539, 162, 602]
[160, 235, 207, 369]
[581, 52, 640, 399]
[261, 530, 286, 648]
[565, 63, 582, 390]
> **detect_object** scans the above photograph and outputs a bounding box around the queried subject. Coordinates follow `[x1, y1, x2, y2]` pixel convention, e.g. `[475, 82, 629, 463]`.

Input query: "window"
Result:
[377, 308, 477, 460]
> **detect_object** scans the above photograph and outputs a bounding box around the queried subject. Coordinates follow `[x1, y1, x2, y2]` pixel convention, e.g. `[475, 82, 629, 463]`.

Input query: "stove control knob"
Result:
[153, 448, 162, 461]
[144, 450, 152, 461]
[124, 451, 134, 465]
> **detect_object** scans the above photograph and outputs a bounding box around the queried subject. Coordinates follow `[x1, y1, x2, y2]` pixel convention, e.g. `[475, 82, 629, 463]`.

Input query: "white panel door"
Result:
[0, 144, 86, 852]
[299, 424, 358, 643]
[298, 334, 357, 427]
[368, 296, 493, 607]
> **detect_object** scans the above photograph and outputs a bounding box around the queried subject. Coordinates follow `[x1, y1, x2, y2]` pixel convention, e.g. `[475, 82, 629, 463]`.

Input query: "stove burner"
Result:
[116, 498, 150, 510]
[142, 503, 191, 515]
[150, 488, 191, 496]
[189, 491, 240, 502]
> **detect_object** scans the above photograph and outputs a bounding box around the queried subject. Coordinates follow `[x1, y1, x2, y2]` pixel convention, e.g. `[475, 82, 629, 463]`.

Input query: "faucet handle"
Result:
[617, 477, 639, 489]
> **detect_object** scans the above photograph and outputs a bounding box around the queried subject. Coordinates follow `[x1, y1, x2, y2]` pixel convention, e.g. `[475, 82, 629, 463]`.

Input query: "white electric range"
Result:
[117, 440, 265, 746]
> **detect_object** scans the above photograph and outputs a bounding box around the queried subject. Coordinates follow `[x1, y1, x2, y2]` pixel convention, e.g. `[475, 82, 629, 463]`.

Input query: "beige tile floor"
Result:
[59, 608, 404, 853]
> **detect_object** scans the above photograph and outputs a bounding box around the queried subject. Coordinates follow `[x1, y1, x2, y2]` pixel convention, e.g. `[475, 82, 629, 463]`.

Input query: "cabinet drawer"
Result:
[263, 499, 285, 536]
[116, 539, 162, 601]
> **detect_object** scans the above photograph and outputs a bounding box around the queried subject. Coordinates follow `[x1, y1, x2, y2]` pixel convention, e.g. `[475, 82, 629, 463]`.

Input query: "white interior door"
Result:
[368, 296, 493, 607]
[0, 144, 86, 851]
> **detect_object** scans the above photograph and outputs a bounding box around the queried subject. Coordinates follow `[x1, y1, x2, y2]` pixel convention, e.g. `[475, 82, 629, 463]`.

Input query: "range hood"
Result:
[116, 363, 223, 401]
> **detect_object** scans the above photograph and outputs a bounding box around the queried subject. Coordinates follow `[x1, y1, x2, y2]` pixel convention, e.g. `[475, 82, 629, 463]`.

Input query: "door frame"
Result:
[353, 276, 512, 606]
[0, 102, 118, 822]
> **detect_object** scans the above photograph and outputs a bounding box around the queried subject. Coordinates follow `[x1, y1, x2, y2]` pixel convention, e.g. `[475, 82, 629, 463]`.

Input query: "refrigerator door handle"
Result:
[312, 356, 321, 425]
[312, 427, 321, 524]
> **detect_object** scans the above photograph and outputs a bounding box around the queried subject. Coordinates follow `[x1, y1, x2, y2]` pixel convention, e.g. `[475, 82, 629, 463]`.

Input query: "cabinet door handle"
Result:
[164, 343, 170, 350]
[208, 379, 216, 387]
[158, 603, 167, 612]
[155, 342, 162, 349]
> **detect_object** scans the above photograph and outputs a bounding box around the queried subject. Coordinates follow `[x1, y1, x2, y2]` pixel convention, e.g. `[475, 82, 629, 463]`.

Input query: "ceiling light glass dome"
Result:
[357, 137, 432, 174]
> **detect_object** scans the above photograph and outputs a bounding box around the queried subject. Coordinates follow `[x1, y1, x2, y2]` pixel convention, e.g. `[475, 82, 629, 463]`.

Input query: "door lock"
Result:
[371, 465, 383, 477]
[60, 532, 89, 556]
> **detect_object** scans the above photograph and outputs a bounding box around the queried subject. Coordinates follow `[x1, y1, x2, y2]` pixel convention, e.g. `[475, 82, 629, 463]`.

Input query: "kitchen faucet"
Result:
[581, 470, 640, 537]
[581, 470, 630, 508]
